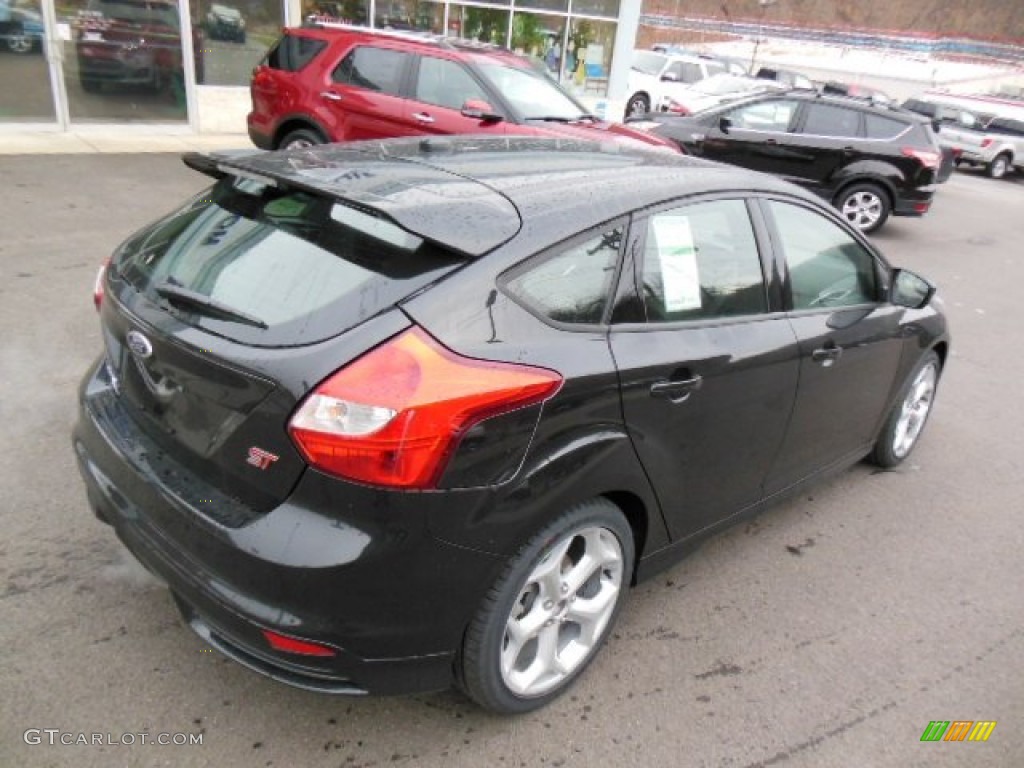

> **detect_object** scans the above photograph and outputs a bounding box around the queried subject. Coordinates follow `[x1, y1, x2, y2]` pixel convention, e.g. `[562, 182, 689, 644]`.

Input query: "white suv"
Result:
[625, 50, 728, 119]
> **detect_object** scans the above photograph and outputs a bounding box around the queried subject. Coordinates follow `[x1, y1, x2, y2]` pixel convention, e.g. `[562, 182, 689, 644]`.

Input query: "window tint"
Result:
[333, 47, 409, 94]
[767, 201, 878, 310]
[266, 34, 327, 72]
[504, 227, 622, 324]
[414, 57, 487, 111]
[112, 180, 460, 346]
[639, 199, 766, 323]
[727, 99, 798, 132]
[802, 104, 861, 137]
[865, 113, 907, 139]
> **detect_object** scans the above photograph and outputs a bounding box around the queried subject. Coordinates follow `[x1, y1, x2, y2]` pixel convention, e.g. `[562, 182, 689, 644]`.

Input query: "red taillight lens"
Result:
[93, 257, 110, 311]
[901, 147, 941, 170]
[262, 629, 336, 657]
[666, 100, 689, 115]
[980, 137, 993, 149]
[288, 327, 563, 489]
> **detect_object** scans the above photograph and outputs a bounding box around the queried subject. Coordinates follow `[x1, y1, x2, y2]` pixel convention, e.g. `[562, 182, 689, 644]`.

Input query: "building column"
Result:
[607, 0, 641, 101]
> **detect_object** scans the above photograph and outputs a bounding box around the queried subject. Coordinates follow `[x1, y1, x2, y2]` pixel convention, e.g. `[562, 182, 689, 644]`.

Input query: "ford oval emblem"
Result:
[126, 330, 153, 359]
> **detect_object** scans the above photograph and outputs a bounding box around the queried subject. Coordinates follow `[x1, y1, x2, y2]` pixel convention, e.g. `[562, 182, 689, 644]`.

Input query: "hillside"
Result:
[641, 0, 1024, 44]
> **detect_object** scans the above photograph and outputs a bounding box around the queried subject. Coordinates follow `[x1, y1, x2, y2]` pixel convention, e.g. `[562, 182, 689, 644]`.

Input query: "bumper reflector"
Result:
[262, 629, 337, 657]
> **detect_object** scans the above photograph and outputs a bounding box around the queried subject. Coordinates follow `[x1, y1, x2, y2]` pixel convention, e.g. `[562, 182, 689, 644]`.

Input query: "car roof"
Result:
[189, 137, 814, 258]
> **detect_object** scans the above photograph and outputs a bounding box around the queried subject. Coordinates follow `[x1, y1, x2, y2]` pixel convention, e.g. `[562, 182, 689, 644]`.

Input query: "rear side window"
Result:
[333, 47, 409, 95]
[266, 34, 327, 72]
[503, 227, 623, 325]
[111, 180, 461, 346]
[988, 118, 1024, 137]
[639, 199, 767, 323]
[865, 113, 908, 139]
[802, 104, 861, 137]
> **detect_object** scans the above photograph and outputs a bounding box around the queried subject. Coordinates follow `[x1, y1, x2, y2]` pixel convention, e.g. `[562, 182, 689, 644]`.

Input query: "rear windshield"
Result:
[266, 33, 327, 72]
[110, 178, 462, 347]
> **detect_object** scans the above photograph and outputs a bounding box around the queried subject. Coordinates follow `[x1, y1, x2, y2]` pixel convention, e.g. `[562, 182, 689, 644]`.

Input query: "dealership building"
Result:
[0, 0, 642, 134]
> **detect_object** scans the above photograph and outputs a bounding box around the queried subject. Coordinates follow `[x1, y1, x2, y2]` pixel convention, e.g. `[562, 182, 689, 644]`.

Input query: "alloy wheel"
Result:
[892, 362, 938, 459]
[500, 526, 624, 697]
[840, 190, 883, 230]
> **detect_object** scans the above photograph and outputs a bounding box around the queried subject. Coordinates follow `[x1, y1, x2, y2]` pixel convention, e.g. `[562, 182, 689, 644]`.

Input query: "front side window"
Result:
[639, 199, 767, 323]
[727, 99, 798, 132]
[414, 56, 487, 111]
[767, 201, 878, 310]
[504, 227, 623, 325]
[802, 103, 861, 138]
[332, 47, 409, 94]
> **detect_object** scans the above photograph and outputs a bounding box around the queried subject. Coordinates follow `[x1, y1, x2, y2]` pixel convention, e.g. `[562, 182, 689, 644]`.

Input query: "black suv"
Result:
[630, 91, 948, 233]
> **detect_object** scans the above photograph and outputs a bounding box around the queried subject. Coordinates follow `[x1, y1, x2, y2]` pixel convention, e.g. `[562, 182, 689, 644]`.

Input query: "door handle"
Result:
[412, 112, 435, 124]
[320, 91, 342, 101]
[650, 375, 703, 403]
[811, 344, 843, 367]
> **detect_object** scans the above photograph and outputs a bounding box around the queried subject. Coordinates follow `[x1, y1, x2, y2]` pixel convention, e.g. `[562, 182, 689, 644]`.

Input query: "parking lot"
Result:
[0, 153, 1021, 767]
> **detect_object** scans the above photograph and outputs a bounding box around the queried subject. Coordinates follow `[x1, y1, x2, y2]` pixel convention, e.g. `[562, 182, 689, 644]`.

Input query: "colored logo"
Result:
[920, 721, 996, 742]
[246, 447, 279, 470]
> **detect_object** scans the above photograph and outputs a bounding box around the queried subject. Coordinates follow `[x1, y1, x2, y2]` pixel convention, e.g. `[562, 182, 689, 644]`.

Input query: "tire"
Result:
[458, 499, 634, 714]
[624, 93, 650, 120]
[869, 350, 941, 468]
[277, 128, 326, 151]
[986, 153, 1010, 179]
[835, 182, 891, 234]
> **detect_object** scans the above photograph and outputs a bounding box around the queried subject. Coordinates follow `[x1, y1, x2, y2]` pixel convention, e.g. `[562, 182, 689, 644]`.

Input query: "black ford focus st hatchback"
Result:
[74, 137, 949, 714]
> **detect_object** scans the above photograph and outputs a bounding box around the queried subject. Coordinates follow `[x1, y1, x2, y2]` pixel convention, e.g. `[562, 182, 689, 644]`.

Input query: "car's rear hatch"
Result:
[97, 147, 520, 520]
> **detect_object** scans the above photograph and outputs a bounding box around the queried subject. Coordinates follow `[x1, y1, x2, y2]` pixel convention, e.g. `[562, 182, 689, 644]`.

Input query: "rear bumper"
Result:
[247, 120, 273, 150]
[73, 359, 503, 696]
[892, 185, 935, 218]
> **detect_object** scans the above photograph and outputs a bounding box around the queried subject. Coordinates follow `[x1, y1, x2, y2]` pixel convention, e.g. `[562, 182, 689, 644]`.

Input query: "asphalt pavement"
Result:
[0, 154, 1021, 768]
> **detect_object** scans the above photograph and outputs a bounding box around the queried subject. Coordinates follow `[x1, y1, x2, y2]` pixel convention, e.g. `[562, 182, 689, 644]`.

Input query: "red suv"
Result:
[247, 23, 677, 152]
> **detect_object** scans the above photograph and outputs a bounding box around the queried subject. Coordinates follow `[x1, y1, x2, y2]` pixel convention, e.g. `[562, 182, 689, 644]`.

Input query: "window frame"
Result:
[497, 217, 631, 332]
[613, 193, 781, 331]
[755, 195, 893, 314]
[408, 53, 498, 114]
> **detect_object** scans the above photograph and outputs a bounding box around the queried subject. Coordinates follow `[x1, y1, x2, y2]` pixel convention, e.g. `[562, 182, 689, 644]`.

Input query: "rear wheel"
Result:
[986, 153, 1010, 179]
[7, 27, 34, 54]
[624, 93, 650, 120]
[869, 351, 941, 468]
[277, 128, 326, 151]
[835, 182, 890, 234]
[459, 499, 633, 714]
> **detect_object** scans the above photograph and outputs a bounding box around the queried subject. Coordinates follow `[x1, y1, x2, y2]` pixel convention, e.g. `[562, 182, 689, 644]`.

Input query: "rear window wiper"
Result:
[154, 281, 268, 329]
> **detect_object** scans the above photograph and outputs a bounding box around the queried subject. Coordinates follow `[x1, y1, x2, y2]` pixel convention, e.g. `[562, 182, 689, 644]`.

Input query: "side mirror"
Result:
[461, 99, 503, 123]
[890, 268, 936, 309]
[660, 72, 679, 82]
[718, 116, 733, 134]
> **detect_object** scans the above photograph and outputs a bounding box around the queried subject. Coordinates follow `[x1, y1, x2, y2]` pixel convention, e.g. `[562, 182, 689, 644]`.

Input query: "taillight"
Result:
[262, 629, 336, 657]
[901, 147, 941, 170]
[980, 137, 993, 149]
[665, 100, 690, 115]
[93, 257, 110, 310]
[288, 326, 562, 489]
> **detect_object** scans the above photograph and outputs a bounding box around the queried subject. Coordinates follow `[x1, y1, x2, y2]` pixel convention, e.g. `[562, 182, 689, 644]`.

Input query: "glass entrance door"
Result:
[59, 0, 189, 121]
[0, 0, 56, 120]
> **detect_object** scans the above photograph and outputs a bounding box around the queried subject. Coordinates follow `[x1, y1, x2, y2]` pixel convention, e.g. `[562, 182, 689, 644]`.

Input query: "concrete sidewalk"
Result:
[0, 130, 253, 155]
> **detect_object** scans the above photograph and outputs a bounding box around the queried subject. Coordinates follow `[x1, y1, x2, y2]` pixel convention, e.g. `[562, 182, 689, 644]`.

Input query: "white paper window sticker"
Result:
[652, 215, 701, 312]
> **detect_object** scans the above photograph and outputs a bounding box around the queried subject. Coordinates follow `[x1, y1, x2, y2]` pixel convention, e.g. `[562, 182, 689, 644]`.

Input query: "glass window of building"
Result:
[190, 0, 284, 87]
[0, 0, 55, 120]
[565, 16, 616, 96]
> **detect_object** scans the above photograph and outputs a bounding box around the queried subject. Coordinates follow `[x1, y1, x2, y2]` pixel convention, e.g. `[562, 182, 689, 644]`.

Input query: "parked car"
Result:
[754, 66, 815, 90]
[205, 3, 245, 43]
[75, 0, 204, 92]
[629, 90, 947, 233]
[248, 25, 677, 152]
[655, 73, 783, 115]
[75, 136, 948, 714]
[932, 113, 1024, 179]
[625, 48, 729, 119]
[651, 44, 748, 75]
[0, 2, 43, 54]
